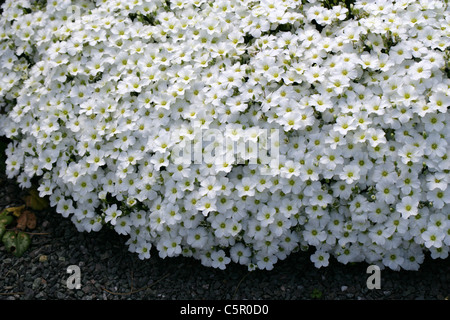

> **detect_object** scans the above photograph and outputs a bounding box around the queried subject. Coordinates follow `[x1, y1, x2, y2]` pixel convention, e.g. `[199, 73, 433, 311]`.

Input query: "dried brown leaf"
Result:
[16, 211, 27, 230]
[25, 210, 36, 230]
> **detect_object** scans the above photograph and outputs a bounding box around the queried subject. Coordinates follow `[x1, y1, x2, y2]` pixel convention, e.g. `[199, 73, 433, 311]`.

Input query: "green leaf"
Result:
[0, 210, 8, 218]
[2, 231, 31, 257]
[0, 214, 13, 227]
[2, 231, 17, 254]
[24, 189, 48, 211]
[15, 232, 31, 257]
[0, 214, 14, 239]
[0, 223, 6, 239]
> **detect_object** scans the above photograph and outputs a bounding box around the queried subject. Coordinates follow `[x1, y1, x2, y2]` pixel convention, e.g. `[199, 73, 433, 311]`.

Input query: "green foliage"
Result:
[311, 288, 323, 299]
[24, 189, 49, 212]
[0, 209, 31, 257]
[0, 191, 47, 257]
[2, 230, 31, 257]
[321, 0, 355, 9]
[321, 0, 355, 19]
[0, 212, 13, 238]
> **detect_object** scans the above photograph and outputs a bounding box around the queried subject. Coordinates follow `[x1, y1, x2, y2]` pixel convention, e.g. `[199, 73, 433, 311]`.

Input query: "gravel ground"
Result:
[0, 171, 449, 302]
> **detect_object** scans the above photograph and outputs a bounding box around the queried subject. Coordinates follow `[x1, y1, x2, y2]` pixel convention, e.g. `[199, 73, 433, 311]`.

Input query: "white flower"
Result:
[185, 226, 209, 249]
[303, 223, 327, 246]
[339, 164, 361, 185]
[310, 249, 330, 268]
[382, 249, 405, 271]
[80, 215, 103, 233]
[104, 204, 122, 226]
[256, 205, 277, 228]
[396, 196, 419, 219]
[56, 198, 75, 218]
[235, 176, 257, 197]
[255, 253, 278, 271]
[368, 224, 395, 246]
[425, 133, 448, 158]
[429, 246, 449, 260]
[422, 226, 445, 249]
[230, 243, 251, 265]
[211, 250, 231, 270]
[427, 188, 450, 210]
[157, 235, 182, 259]
[136, 242, 152, 260]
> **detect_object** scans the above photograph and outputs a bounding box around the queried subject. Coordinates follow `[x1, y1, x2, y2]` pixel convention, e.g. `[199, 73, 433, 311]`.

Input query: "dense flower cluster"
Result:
[0, 0, 449, 271]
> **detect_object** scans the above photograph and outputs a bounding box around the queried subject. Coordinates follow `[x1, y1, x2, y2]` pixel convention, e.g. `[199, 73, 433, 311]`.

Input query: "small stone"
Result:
[341, 286, 348, 292]
[100, 252, 110, 260]
[56, 292, 66, 299]
[35, 292, 46, 299]
[39, 255, 48, 262]
[32, 278, 41, 290]
[24, 288, 34, 300]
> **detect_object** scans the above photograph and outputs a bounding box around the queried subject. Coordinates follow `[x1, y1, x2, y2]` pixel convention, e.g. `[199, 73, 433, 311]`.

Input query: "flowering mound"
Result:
[1, 0, 449, 271]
